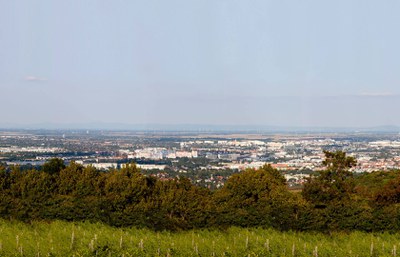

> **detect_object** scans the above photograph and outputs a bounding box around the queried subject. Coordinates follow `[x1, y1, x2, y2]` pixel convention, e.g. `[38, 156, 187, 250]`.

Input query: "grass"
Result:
[0, 219, 400, 256]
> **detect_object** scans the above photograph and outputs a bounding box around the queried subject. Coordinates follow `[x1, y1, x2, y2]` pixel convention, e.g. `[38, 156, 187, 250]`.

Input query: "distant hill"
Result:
[0, 122, 399, 133]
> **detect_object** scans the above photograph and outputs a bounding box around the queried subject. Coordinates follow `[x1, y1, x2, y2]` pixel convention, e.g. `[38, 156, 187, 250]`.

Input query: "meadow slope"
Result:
[1, 219, 400, 256]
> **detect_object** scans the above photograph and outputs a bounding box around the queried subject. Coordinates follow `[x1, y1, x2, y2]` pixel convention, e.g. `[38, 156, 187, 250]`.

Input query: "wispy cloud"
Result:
[358, 92, 395, 97]
[24, 76, 47, 82]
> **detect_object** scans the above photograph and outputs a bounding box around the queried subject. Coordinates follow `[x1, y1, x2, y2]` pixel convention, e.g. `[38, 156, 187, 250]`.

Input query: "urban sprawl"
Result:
[1, 130, 400, 189]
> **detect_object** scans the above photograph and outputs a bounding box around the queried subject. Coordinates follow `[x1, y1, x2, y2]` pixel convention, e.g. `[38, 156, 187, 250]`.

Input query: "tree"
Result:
[322, 150, 357, 178]
[42, 158, 66, 175]
[145, 177, 212, 231]
[374, 171, 400, 205]
[302, 150, 357, 206]
[119, 162, 140, 178]
[213, 164, 296, 228]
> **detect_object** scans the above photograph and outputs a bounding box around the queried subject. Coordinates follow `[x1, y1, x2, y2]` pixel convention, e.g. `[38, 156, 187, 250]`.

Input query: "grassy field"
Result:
[0, 220, 400, 256]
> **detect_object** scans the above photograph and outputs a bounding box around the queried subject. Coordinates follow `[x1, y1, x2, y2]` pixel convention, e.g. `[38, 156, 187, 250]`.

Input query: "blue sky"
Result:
[1, 0, 400, 128]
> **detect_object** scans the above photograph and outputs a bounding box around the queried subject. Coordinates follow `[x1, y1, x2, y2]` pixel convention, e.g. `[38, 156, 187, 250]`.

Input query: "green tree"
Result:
[302, 150, 357, 206]
[213, 164, 296, 229]
[42, 158, 66, 175]
[119, 162, 140, 177]
[374, 171, 400, 205]
[58, 161, 84, 195]
[144, 177, 212, 231]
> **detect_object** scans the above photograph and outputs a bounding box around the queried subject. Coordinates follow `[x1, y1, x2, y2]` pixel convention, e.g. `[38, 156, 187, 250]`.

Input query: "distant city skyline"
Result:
[1, 1, 400, 127]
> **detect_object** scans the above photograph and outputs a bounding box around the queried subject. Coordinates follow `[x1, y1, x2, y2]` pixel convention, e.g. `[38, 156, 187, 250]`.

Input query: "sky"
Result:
[1, 0, 400, 129]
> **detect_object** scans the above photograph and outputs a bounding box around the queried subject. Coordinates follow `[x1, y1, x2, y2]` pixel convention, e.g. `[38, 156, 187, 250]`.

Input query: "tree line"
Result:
[1, 151, 400, 232]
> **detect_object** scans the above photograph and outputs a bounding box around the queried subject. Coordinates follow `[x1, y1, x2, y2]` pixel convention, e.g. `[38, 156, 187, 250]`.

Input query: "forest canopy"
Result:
[1, 151, 400, 232]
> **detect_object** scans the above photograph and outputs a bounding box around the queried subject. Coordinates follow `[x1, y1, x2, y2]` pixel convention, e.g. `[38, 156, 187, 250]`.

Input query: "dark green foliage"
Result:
[42, 158, 66, 175]
[374, 172, 400, 205]
[302, 151, 357, 206]
[322, 150, 357, 172]
[213, 164, 298, 229]
[1, 152, 400, 232]
[354, 171, 400, 198]
[145, 177, 212, 230]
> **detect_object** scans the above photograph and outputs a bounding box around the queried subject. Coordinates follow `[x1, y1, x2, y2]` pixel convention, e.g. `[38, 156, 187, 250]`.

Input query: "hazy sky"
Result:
[1, 0, 400, 128]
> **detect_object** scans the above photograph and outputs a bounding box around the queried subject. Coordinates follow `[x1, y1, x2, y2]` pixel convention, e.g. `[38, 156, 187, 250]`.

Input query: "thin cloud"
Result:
[359, 92, 396, 97]
[24, 76, 47, 82]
